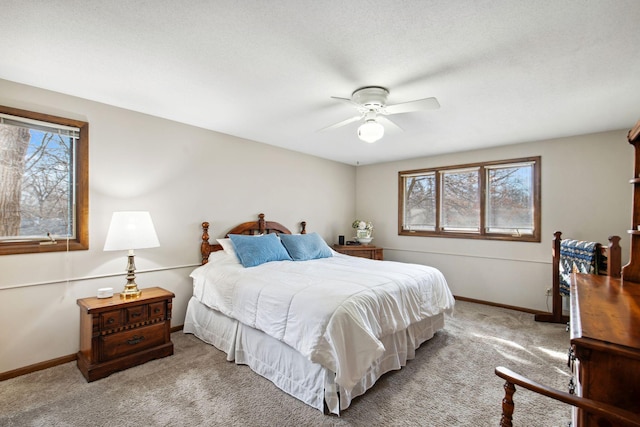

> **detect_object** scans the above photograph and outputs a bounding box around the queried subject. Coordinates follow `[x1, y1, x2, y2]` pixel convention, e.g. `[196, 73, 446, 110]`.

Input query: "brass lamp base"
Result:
[120, 253, 142, 299]
[120, 284, 142, 299]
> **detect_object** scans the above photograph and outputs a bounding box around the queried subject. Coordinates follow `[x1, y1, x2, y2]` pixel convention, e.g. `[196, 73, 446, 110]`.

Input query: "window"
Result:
[0, 105, 88, 255]
[399, 156, 540, 242]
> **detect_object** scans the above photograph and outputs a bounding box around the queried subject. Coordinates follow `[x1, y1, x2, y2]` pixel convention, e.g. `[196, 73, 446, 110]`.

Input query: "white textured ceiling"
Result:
[2, 1, 640, 165]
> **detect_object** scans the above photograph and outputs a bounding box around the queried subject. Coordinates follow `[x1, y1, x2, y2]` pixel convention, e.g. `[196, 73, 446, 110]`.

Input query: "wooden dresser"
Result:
[568, 123, 640, 425]
[77, 287, 174, 382]
[333, 244, 383, 260]
[570, 274, 640, 426]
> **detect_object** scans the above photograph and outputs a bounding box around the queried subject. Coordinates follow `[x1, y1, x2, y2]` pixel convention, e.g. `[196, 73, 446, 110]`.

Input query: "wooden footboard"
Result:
[535, 232, 621, 324]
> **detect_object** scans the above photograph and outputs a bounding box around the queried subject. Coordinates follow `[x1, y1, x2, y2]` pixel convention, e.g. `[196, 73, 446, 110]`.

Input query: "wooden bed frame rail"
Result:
[534, 231, 621, 324]
[495, 366, 640, 427]
[200, 213, 307, 264]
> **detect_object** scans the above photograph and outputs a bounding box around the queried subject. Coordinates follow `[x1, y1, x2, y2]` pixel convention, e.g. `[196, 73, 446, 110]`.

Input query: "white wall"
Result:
[0, 79, 356, 373]
[355, 131, 633, 311]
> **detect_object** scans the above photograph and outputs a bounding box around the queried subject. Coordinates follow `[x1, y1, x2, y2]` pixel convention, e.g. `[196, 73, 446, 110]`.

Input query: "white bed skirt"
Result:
[183, 296, 444, 414]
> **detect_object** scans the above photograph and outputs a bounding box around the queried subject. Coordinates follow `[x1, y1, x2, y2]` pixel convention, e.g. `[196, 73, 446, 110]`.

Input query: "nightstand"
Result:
[333, 244, 383, 260]
[77, 287, 174, 382]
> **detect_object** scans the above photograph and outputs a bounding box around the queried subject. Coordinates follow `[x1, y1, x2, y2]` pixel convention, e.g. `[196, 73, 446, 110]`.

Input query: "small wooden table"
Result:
[77, 287, 174, 381]
[333, 244, 383, 260]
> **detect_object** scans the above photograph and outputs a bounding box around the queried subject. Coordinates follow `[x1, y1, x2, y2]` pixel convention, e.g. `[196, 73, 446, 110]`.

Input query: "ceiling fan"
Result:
[322, 86, 440, 143]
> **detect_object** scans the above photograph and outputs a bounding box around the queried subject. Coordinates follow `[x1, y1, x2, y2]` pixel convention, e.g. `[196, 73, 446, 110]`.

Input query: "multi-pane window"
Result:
[440, 168, 480, 232]
[0, 106, 88, 255]
[399, 157, 540, 242]
[402, 172, 436, 231]
[486, 162, 536, 235]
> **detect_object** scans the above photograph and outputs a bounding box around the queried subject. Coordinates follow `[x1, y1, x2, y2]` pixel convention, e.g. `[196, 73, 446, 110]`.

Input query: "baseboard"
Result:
[453, 295, 544, 315]
[1, 324, 185, 381]
[0, 353, 77, 381]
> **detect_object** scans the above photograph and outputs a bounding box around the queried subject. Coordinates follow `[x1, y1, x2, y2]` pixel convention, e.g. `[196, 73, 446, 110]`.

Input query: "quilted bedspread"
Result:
[559, 239, 599, 296]
[190, 250, 454, 391]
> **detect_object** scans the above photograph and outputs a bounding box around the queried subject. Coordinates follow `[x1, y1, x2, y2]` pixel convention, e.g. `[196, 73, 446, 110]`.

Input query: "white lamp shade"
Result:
[357, 120, 384, 143]
[104, 211, 160, 251]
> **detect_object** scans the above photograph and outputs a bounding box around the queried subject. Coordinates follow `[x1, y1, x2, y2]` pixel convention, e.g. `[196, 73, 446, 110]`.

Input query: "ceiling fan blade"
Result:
[330, 96, 362, 109]
[383, 97, 440, 115]
[319, 114, 362, 132]
[377, 116, 403, 132]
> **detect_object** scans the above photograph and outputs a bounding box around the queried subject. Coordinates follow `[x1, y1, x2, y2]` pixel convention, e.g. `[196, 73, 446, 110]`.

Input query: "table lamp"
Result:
[104, 211, 160, 298]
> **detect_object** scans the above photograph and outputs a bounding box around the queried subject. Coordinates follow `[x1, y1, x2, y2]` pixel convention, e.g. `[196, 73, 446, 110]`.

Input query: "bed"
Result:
[184, 214, 455, 414]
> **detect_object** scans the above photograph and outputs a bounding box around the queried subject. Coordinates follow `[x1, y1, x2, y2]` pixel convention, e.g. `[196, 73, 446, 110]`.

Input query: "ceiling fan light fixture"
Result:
[358, 119, 384, 143]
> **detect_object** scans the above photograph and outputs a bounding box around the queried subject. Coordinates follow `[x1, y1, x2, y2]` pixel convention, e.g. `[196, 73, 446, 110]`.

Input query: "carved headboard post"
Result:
[258, 213, 266, 234]
[301, 221, 307, 234]
[201, 222, 212, 264]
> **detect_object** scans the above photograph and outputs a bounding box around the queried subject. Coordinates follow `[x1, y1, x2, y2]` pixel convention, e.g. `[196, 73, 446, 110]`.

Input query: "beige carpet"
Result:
[0, 301, 571, 426]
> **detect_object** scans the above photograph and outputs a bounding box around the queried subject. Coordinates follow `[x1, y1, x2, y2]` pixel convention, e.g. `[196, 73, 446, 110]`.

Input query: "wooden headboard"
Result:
[200, 213, 307, 264]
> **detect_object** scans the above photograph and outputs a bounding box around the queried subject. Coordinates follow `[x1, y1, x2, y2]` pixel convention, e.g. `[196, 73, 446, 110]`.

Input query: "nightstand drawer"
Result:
[332, 245, 383, 260]
[149, 301, 166, 321]
[125, 304, 148, 324]
[350, 251, 374, 259]
[100, 322, 166, 360]
[100, 310, 123, 329]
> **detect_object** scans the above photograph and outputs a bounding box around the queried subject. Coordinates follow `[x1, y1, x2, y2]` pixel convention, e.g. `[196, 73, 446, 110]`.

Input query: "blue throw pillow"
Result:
[279, 233, 333, 261]
[229, 233, 292, 268]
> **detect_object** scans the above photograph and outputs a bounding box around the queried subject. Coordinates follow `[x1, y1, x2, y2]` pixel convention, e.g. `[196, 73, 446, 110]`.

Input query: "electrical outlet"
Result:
[545, 287, 552, 296]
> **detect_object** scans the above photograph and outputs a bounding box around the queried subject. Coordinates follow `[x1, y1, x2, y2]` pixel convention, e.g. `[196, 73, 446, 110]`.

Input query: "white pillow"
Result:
[216, 238, 236, 255]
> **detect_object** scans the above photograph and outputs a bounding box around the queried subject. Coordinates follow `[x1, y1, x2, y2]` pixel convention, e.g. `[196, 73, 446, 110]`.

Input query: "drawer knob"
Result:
[154, 308, 161, 313]
[107, 318, 115, 324]
[127, 335, 145, 345]
[131, 312, 141, 318]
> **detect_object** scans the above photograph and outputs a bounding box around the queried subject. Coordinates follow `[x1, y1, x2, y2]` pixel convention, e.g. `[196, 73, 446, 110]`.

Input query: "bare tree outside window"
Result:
[487, 164, 534, 234]
[403, 173, 436, 231]
[0, 125, 30, 236]
[0, 106, 88, 255]
[440, 168, 480, 232]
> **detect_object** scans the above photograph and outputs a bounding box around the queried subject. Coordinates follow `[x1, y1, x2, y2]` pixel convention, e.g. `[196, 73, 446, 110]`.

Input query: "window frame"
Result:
[398, 156, 541, 242]
[0, 105, 89, 255]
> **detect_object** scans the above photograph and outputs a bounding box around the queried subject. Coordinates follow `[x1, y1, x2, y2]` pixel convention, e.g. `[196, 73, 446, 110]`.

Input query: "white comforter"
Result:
[190, 250, 454, 391]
